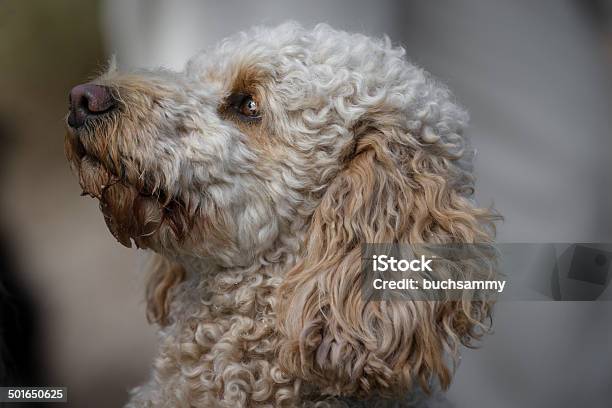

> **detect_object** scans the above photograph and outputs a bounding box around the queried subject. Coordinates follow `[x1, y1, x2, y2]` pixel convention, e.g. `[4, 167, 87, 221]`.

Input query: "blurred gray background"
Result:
[0, 0, 610, 407]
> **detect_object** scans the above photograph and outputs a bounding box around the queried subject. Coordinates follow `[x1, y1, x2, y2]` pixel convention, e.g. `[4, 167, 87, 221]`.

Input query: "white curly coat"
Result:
[65, 22, 495, 407]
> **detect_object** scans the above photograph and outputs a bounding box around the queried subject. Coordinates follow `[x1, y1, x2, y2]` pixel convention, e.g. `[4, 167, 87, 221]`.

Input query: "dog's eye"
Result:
[227, 93, 261, 122]
[240, 97, 259, 118]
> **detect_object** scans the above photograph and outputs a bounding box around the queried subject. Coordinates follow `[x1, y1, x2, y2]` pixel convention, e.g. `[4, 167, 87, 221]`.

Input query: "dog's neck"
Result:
[178, 253, 297, 283]
[162, 221, 306, 322]
[161, 250, 297, 329]
[179, 255, 223, 280]
[169, 237, 301, 294]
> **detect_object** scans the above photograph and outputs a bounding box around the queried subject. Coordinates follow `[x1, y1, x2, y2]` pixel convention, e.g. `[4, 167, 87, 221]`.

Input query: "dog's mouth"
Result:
[65, 128, 193, 250]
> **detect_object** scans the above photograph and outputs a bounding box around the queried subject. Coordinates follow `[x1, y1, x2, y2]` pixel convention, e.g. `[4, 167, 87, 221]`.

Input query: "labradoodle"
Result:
[65, 23, 496, 407]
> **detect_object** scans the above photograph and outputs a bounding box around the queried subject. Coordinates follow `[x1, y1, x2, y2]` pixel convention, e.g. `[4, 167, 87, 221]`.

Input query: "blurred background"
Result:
[0, 0, 610, 407]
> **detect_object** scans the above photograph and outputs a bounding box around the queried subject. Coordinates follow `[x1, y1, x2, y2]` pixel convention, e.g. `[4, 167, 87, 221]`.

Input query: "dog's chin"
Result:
[65, 131, 192, 250]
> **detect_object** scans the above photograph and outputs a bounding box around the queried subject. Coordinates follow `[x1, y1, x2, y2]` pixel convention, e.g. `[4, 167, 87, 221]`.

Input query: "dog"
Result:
[65, 23, 496, 407]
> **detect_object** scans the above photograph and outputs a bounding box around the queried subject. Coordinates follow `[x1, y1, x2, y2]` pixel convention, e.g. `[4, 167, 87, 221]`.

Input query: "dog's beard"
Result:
[65, 132, 192, 250]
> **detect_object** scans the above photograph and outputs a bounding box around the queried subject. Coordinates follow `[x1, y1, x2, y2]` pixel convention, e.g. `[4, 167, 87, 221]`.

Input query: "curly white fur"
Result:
[65, 22, 496, 407]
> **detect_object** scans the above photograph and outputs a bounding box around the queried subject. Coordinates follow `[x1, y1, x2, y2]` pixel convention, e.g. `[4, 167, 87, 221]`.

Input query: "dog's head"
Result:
[65, 23, 497, 398]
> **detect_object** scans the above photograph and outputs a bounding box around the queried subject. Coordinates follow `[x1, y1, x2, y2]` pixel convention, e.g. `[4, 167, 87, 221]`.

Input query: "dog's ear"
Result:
[145, 254, 185, 326]
[276, 126, 497, 396]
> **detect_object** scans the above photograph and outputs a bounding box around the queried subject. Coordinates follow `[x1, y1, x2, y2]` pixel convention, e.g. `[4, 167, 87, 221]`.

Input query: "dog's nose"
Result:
[68, 84, 117, 128]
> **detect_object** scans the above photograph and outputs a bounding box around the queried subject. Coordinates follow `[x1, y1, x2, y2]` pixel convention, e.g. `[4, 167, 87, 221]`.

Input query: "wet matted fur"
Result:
[65, 23, 497, 407]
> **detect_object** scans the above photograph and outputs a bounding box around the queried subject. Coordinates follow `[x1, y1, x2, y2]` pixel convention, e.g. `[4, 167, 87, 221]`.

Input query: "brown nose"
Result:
[67, 84, 117, 128]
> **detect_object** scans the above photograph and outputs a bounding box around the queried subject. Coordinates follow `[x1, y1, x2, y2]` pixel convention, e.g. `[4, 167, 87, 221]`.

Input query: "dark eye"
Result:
[240, 97, 260, 118]
[227, 93, 261, 121]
